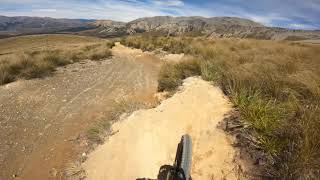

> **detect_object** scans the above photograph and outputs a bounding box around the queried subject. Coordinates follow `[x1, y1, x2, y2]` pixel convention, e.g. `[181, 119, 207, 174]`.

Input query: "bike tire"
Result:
[174, 134, 192, 180]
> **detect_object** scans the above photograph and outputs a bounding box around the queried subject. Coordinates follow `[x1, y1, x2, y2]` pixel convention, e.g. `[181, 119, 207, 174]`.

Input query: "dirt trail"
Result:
[0, 43, 161, 180]
[83, 77, 243, 180]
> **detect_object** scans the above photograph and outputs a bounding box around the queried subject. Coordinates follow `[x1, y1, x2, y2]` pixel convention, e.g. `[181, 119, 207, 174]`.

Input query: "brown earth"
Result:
[83, 77, 246, 180]
[0, 43, 162, 180]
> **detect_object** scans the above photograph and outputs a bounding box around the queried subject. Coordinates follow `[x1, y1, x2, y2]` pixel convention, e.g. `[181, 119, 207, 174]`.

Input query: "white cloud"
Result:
[242, 13, 291, 26]
[154, 0, 184, 7]
[35, 9, 57, 12]
[0, 0, 207, 22]
[288, 23, 317, 29]
[0, 0, 164, 21]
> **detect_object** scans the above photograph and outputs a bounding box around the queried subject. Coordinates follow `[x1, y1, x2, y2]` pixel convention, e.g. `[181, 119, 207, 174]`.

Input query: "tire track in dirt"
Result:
[0, 43, 161, 180]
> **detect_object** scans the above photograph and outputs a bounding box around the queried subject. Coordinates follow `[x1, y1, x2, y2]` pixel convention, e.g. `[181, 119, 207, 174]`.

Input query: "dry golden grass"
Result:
[0, 34, 105, 56]
[122, 36, 320, 179]
[0, 35, 115, 85]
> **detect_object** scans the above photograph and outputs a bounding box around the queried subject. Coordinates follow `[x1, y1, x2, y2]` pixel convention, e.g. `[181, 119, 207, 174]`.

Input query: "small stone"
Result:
[44, 124, 51, 129]
[50, 168, 58, 177]
[82, 152, 87, 157]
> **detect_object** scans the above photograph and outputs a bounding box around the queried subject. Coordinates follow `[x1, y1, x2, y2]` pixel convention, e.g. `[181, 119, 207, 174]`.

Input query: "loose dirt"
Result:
[83, 77, 244, 180]
[0, 43, 161, 180]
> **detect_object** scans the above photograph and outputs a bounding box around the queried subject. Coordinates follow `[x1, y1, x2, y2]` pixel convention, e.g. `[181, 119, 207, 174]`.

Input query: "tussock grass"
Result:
[122, 36, 320, 179]
[87, 47, 112, 61]
[158, 59, 201, 91]
[0, 41, 114, 85]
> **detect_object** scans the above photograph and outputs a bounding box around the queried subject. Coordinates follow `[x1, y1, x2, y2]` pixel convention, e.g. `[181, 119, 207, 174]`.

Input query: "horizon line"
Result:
[1, 14, 319, 31]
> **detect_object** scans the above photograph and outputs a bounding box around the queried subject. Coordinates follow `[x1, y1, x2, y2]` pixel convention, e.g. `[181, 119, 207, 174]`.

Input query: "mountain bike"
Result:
[137, 134, 192, 180]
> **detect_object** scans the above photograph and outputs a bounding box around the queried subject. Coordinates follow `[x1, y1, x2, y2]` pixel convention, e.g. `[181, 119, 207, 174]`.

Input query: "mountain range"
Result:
[0, 15, 319, 40]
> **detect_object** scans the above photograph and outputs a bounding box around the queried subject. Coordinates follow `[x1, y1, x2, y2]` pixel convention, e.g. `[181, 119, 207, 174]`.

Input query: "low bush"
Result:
[105, 41, 116, 48]
[87, 48, 112, 61]
[42, 51, 71, 66]
[158, 59, 201, 91]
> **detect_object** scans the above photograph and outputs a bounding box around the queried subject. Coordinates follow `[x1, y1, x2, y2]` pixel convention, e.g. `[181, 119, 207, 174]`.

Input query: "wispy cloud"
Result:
[35, 9, 57, 12]
[0, 0, 319, 29]
[288, 23, 317, 30]
[154, 0, 184, 7]
[240, 13, 291, 26]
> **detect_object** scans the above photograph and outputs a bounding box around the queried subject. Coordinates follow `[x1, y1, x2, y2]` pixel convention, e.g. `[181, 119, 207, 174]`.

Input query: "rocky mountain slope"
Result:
[126, 16, 263, 34]
[89, 16, 320, 40]
[86, 16, 265, 37]
[1, 15, 320, 40]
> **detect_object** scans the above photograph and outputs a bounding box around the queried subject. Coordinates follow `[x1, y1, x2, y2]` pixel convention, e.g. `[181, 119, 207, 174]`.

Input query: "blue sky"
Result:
[0, 0, 319, 30]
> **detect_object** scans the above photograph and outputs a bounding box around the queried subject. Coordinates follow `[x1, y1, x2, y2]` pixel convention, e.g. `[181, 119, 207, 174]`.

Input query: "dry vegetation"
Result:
[86, 100, 149, 144]
[0, 34, 105, 55]
[0, 35, 114, 85]
[121, 36, 320, 179]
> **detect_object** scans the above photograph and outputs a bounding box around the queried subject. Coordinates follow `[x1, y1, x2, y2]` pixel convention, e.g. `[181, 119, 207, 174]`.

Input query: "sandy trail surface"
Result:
[0, 43, 161, 180]
[83, 77, 242, 180]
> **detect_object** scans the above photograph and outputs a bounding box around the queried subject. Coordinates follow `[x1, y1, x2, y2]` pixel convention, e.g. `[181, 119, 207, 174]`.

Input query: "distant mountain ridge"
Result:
[88, 16, 264, 37]
[0, 15, 319, 40]
[0, 16, 94, 37]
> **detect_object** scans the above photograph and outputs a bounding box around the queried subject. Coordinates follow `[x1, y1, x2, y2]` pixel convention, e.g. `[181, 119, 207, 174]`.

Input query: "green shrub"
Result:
[87, 128, 103, 143]
[158, 59, 201, 91]
[158, 63, 183, 91]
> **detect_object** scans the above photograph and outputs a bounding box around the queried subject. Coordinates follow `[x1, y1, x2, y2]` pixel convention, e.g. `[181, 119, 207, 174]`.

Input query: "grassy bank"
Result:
[0, 40, 114, 85]
[121, 36, 320, 179]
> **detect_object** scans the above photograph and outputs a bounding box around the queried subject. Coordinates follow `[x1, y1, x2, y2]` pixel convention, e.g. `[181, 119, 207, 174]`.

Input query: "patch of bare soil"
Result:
[83, 77, 247, 180]
[0, 43, 161, 180]
[159, 53, 185, 63]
